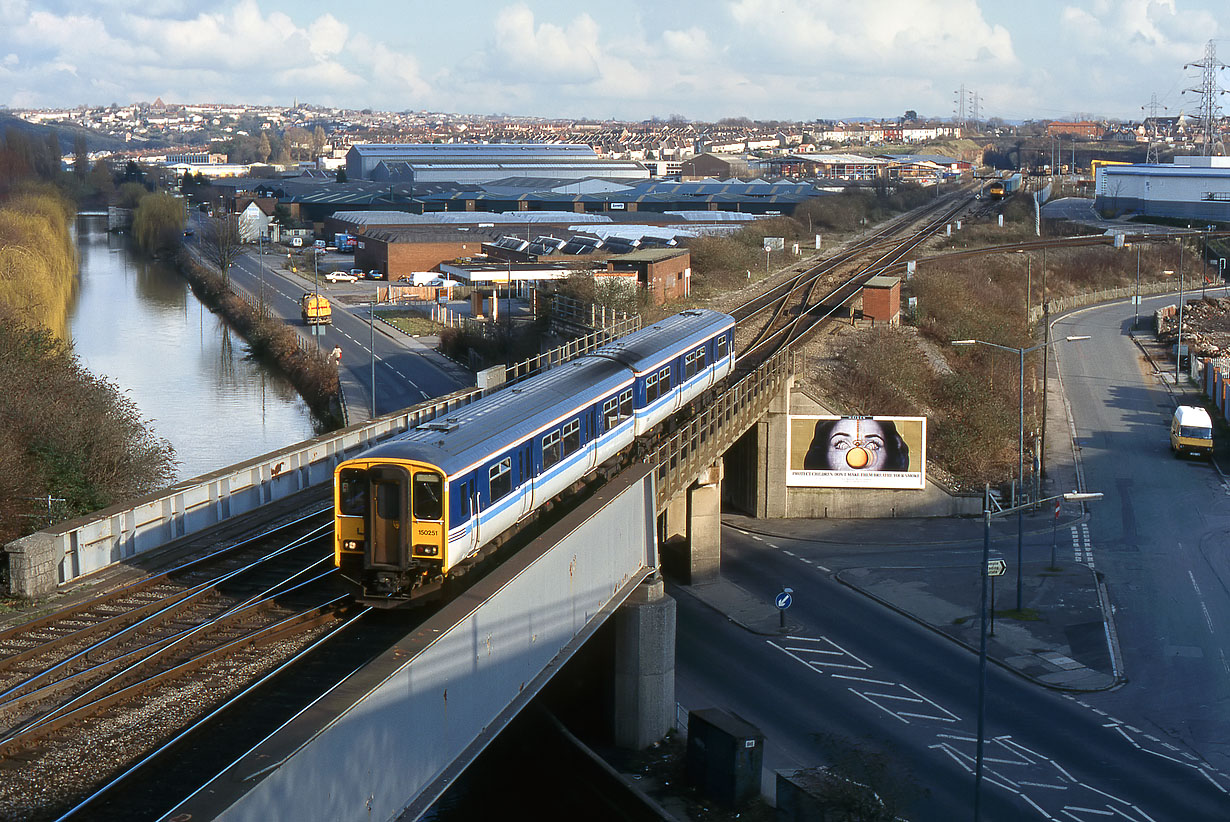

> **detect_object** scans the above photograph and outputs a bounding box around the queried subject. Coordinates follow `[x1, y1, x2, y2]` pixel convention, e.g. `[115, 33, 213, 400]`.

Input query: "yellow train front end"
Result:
[334, 458, 448, 605]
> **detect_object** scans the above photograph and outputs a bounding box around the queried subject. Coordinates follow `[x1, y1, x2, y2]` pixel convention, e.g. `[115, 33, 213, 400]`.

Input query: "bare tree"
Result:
[201, 212, 243, 284]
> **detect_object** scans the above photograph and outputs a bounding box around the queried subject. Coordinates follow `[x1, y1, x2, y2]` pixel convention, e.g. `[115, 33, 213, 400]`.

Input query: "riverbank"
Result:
[176, 249, 344, 427]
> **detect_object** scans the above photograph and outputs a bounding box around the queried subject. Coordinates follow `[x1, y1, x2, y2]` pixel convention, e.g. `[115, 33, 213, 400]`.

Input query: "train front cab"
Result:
[335, 460, 447, 604]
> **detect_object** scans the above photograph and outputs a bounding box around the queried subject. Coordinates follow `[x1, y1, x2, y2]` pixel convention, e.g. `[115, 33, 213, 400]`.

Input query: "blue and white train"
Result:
[334, 309, 736, 604]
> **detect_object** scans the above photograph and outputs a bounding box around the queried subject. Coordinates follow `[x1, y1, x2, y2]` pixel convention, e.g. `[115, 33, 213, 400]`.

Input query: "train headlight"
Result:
[415, 544, 439, 557]
[343, 540, 364, 551]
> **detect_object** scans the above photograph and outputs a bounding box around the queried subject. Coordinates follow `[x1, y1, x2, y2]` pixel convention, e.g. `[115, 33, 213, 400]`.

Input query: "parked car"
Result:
[366, 270, 385, 280]
[325, 270, 359, 283]
[349, 268, 364, 279]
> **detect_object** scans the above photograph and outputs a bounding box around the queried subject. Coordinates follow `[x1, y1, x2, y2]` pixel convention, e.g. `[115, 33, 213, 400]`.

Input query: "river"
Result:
[69, 214, 323, 482]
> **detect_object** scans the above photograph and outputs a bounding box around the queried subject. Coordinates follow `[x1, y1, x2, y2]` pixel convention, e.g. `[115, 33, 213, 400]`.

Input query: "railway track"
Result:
[0, 511, 358, 821]
[733, 188, 976, 366]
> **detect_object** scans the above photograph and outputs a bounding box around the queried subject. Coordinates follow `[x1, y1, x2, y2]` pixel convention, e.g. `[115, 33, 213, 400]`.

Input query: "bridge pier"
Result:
[661, 462, 724, 584]
[613, 574, 676, 749]
[754, 377, 792, 519]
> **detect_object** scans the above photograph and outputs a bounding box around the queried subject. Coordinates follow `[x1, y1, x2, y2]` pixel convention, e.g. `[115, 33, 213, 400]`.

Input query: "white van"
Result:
[1170, 405, 1214, 458]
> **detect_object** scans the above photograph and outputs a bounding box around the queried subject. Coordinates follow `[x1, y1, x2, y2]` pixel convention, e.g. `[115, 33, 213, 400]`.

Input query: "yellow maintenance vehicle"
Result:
[301, 292, 332, 325]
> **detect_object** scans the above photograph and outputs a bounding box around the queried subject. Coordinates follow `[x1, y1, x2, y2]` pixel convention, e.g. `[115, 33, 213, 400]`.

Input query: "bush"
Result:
[685, 184, 934, 296]
[179, 257, 340, 419]
[0, 305, 177, 542]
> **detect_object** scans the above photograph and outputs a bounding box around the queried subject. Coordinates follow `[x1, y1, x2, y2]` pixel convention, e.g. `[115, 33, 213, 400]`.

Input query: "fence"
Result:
[651, 351, 793, 512]
[504, 314, 642, 384]
[3, 386, 488, 597]
[1203, 357, 1230, 417]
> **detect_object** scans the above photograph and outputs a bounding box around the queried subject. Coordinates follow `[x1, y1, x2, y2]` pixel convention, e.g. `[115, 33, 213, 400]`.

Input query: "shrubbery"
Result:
[178, 257, 341, 418]
[0, 304, 177, 544]
[821, 216, 1195, 486]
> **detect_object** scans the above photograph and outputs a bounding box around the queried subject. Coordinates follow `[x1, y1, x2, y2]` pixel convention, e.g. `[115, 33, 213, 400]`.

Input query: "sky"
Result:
[0, 0, 1225, 123]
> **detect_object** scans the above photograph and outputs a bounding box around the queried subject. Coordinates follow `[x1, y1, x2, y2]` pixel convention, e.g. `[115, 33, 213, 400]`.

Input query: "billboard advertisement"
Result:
[787, 415, 927, 489]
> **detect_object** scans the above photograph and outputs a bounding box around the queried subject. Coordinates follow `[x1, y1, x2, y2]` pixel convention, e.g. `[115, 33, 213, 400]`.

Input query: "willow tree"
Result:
[0, 185, 77, 337]
[133, 191, 185, 256]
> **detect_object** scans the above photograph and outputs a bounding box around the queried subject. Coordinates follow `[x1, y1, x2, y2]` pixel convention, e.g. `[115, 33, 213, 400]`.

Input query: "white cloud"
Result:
[488, 4, 603, 83]
[726, 0, 1018, 74]
[661, 27, 716, 63]
[2, 0, 1225, 121]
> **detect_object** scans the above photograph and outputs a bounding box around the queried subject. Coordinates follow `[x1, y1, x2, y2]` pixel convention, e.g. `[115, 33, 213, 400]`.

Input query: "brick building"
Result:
[606, 249, 691, 305]
[353, 227, 502, 280]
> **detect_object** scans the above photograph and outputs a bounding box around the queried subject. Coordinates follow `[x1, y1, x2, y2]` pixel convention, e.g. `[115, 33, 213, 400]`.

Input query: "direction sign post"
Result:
[986, 559, 1006, 636]
[775, 588, 793, 630]
[1050, 498, 1062, 569]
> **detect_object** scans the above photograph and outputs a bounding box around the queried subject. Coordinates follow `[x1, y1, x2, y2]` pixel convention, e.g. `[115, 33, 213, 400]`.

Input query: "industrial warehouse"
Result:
[1094, 155, 1230, 222]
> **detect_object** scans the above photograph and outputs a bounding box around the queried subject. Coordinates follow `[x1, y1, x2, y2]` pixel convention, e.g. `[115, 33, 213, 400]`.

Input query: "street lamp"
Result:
[369, 299, 378, 419]
[1177, 236, 1185, 386]
[974, 489, 1102, 822]
[952, 335, 1090, 611]
[1134, 243, 1141, 330]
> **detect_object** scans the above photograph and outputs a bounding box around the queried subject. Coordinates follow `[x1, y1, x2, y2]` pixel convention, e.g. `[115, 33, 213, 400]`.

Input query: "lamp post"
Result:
[952, 335, 1090, 611]
[1134, 243, 1141, 329]
[369, 300, 377, 419]
[1177, 238, 1185, 385]
[974, 489, 1102, 821]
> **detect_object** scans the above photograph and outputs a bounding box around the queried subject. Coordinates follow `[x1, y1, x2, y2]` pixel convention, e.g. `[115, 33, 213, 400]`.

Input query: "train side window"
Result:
[619, 389, 633, 418]
[716, 334, 728, 360]
[659, 366, 671, 392]
[339, 469, 367, 516]
[543, 430, 562, 468]
[685, 347, 705, 379]
[412, 472, 443, 521]
[454, 480, 471, 520]
[646, 373, 659, 403]
[603, 397, 618, 429]
[562, 420, 580, 456]
[376, 481, 400, 520]
[489, 458, 512, 501]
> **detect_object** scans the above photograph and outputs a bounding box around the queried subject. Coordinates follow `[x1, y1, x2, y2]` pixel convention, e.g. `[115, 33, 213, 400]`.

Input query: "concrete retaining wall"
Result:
[2, 388, 485, 598]
[1027, 280, 1184, 326]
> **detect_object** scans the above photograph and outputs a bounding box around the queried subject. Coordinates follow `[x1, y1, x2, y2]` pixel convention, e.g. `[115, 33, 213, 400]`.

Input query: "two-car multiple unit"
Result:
[333, 309, 736, 605]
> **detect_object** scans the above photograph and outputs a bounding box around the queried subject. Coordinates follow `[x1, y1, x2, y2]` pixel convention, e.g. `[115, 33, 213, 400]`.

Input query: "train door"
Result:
[521, 442, 536, 518]
[586, 407, 598, 471]
[368, 466, 407, 569]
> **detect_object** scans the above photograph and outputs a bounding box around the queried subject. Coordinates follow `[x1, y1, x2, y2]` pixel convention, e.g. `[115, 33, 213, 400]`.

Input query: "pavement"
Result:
[683, 513, 1120, 692]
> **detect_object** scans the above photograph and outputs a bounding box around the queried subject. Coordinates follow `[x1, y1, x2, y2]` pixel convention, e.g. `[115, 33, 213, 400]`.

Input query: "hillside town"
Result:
[6, 99, 1214, 178]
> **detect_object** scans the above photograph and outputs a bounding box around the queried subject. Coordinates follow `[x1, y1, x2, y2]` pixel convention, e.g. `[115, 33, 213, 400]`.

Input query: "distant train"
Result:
[333, 309, 736, 605]
[987, 173, 1022, 200]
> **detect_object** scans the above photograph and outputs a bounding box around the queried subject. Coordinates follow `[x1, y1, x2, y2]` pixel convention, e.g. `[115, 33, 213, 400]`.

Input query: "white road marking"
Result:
[1189, 570, 1216, 634]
